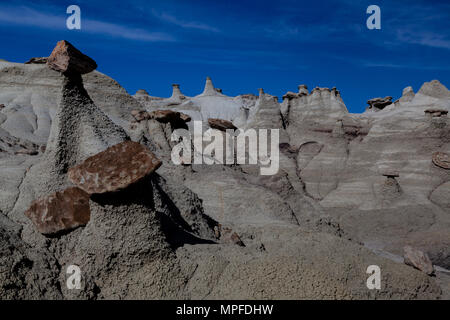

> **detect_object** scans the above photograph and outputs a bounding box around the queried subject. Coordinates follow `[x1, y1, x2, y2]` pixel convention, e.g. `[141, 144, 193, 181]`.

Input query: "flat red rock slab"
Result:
[24, 187, 90, 236]
[208, 118, 237, 131]
[47, 40, 97, 74]
[432, 151, 450, 169]
[68, 141, 162, 194]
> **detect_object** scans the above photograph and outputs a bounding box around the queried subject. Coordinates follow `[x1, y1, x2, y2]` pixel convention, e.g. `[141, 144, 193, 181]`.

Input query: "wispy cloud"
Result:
[0, 5, 175, 42]
[152, 10, 220, 32]
[396, 29, 450, 50]
[360, 60, 450, 71]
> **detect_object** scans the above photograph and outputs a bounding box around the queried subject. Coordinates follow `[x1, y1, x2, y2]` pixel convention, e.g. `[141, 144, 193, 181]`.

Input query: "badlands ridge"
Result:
[0, 41, 449, 299]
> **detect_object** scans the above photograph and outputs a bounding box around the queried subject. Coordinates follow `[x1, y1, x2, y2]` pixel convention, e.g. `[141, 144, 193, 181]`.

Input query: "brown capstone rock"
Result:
[68, 141, 162, 194]
[367, 96, 393, 110]
[381, 170, 400, 178]
[148, 110, 191, 123]
[432, 151, 450, 169]
[424, 109, 448, 117]
[24, 187, 90, 236]
[282, 91, 298, 100]
[403, 246, 435, 276]
[208, 118, 237, 131]
[47, 40, 97, 75]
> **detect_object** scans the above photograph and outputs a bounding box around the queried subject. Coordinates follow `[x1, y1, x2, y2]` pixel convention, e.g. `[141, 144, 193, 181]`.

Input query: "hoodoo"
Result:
[200, 76, 220, 96]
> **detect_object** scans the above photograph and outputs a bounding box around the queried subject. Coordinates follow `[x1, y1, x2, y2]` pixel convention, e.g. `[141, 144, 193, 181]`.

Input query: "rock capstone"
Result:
[424, 109, 448, 118]
[367, 96, 393, 110]
[68, 141, 162, 194]
[208, 118, 237, 131]
[149, 110, 191, 123]
[47, 40, 97, 75]
[298, 84, 309, 95]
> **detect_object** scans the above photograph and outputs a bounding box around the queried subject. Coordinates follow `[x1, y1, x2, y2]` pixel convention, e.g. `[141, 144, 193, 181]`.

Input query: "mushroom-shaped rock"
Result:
[403, 246, 435, 276]
[47, 40, 97, 74]
[24, 187, 90, 236]
[170, 84, 185, 100]
[367, 96, 393, 110]
[201, 76, 219, 96]
[282, 91, 298, 100]
[381, 170, 400, 178]
[432, 151, 450, 169]
[400, 86, 415, 103]
[25, 57, 48, 64]
[258, 88, 265, 97]
[135, 89, 150, 96]
[298, 84, 309, 95]
[68, 141, 162, 194]
[148, 109, 191, 123]
[208, 118, 237, 131]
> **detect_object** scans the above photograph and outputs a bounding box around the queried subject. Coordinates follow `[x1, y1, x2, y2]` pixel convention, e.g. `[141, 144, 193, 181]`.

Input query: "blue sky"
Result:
[0, 0, 449, 113]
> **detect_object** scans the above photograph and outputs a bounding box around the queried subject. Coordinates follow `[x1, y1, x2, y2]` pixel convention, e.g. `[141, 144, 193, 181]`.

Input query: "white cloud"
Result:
[0, 5, 175, 42]
[397, 30, 450, 50]
[152, 10, 220, 32]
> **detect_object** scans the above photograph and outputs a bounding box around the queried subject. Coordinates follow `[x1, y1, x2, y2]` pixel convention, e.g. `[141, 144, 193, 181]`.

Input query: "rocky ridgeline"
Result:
[0, 40, 449, 299]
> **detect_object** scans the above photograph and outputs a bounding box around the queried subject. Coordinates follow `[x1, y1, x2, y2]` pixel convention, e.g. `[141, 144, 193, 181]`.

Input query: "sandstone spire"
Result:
[201, 76, 219, 96]
[170, 84, 185, 100]
[258, 88, 265, 98]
